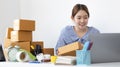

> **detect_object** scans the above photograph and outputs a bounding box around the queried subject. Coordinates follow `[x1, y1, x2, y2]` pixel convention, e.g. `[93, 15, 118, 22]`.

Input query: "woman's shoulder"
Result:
[61, 25, 73, 32]
[60, 25, 74, 35]
[88, 26, 100, 33]
[64, 25, 73, 30]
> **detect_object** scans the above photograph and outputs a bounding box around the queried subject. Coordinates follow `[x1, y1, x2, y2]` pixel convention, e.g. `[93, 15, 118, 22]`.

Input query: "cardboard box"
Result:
[3, 48, 9, 62]
[58, 42, 83, 56]
[4, 38, 30, 52]
[5, 28, 13, 39]
[3, 41, 30, 61]
[42, 48, 54, 56]
[11, 41, 30, 52]
[4, 38, 11, 48]
[31, 41, 44, 49]
[13, 19, 35, 31]
[11, 31, 32, 42]
[58, 51, 76, 56]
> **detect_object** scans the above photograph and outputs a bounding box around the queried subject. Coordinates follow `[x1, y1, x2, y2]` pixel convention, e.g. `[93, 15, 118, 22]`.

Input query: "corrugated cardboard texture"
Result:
[58, 51, 76, 56]
[3, 41, 31, 61]
[13, 19, 35, 31]
[4, 38, 11, 48]
[11, 41, 30, 52]
[58, 42, 83, 56]
[11, 31, 32, 42]
[3, 49, 8, 62]
[42, 48, 54, 56]
[4, 38, 30, 52]
[5, 28, 13, 39]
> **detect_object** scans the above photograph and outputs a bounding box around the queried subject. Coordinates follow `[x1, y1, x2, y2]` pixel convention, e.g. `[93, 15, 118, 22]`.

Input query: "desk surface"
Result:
[0, 62, 120, 67]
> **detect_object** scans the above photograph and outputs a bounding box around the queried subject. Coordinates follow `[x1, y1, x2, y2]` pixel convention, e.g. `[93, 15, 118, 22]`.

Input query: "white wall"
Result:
[0, 0, 20, 45]
[20, 0, 120, 48]
[20, 0, 74, 48]
[1, 0, 119, 47]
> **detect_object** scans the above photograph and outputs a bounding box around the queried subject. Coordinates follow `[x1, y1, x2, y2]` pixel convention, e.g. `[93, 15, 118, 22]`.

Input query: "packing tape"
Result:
[20, 49, 36, 60]
[16, 51, 29, 62]
[16, 49, 36, 62]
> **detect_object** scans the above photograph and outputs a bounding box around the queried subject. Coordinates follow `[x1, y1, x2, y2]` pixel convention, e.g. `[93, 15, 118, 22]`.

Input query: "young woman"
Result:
[55, 4, 100, 55]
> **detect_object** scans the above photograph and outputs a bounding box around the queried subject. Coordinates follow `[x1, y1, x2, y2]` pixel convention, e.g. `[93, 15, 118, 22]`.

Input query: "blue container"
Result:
[76, 50, 91, 65]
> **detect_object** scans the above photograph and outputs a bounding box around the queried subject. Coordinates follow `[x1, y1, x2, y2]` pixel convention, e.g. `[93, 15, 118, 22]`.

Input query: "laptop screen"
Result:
[0, 45, 6, 61]
[89, 33, 120, 63]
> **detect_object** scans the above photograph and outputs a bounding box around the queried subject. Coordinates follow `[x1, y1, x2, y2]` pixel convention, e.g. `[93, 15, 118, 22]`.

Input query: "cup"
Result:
[76, 50, 91, 65]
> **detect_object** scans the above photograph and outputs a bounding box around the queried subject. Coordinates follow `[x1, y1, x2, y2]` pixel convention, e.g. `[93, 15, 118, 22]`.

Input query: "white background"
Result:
[0, 62, 120, 67]
[0, 0, 120, 48]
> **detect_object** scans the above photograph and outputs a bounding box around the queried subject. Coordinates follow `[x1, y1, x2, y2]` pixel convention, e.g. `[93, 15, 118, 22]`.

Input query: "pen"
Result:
[82, 41, 90, 51]
[87, 42, 93, 50]
[29, 61, 40, 63]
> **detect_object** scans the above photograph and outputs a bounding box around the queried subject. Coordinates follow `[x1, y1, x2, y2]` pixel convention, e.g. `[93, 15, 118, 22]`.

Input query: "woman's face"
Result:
[72, 10, 89, 30]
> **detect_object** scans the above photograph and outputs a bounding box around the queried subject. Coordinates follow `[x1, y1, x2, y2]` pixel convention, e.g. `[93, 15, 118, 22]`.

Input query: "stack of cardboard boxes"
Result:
[3, 19, 54, 61]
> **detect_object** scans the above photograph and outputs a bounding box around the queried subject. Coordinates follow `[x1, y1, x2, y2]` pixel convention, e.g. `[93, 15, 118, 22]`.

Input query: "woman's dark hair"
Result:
[71, 4, 90, 18]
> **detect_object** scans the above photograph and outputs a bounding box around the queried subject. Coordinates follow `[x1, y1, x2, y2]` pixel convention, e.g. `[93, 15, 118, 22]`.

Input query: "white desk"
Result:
[0, 62, 120, 67]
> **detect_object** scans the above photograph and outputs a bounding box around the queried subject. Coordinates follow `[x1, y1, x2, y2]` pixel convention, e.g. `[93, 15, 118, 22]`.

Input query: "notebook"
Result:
[0, 44, 6, 61]
[88, 33, 120, 63]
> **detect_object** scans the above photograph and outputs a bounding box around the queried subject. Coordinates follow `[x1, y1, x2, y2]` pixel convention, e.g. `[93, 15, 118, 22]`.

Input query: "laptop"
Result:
[88, 33, 120, 63]
[0, 44, 6, 61]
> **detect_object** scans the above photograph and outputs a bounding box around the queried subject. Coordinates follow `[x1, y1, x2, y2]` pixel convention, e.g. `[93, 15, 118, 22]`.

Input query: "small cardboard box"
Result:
[58, 51, 76, 56]
[11, 31, 32, 42]
[5, 28, 13, 39]
[13, 19, 35, 31]
[3, 41, 31, 61]
[4, 38, 11, 48]
[3, 48, 9, 62]
[42, 48, 54, 56]
[11, 41, 30, 52]
[4, 38, 30, 52]
[58, 42, 83, 56]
